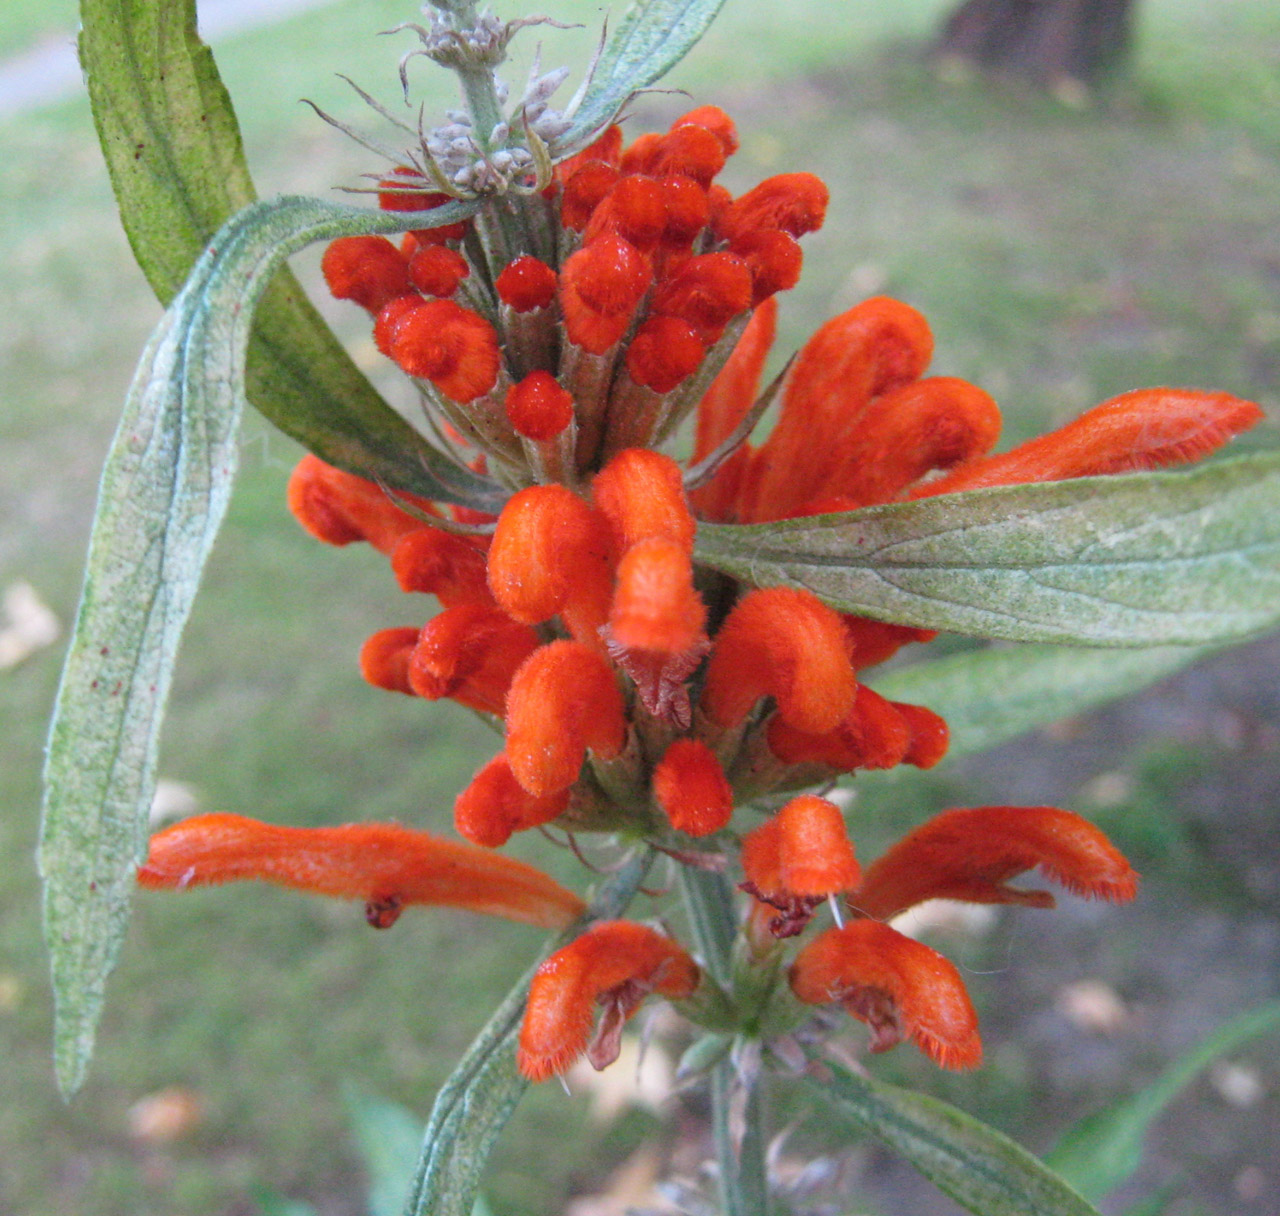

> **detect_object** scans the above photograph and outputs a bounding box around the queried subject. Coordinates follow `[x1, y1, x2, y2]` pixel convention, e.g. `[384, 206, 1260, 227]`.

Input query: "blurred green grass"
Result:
[3, 0, 1279, 1213]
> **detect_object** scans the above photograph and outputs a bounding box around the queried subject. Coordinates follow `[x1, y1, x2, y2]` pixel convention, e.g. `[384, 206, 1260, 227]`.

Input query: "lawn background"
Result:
[2, 1, 1279, 1213]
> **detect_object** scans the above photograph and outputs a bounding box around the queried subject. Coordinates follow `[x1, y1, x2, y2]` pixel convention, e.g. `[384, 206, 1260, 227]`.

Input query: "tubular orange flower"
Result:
[855, 805, 1139, 922]
[495, 255, 558, 312]
[320, 235, 412, 313]
[486, 485, 614, 644]
[609, 537, 707, 654]
[138, 813, 585, 930]
[592, 448, 697, 555]
[558, 160, 621, 231]
[387, 298, 502, 403]
[651, 738, 734, 837]
[517, 921, 699, 1080]
[390, 528, 495, 606]
[286, 454, 434, 554]
[559, 235, 651, 353]
[766, 684, 914, 772]
[407, 603, 541, 716]
[717, 172, 830, 242]
[359, 627, 420, 696]
[650, 252, 753, 345]
[790, 920, 982, 1069]
[917, 388, 1264, 496]
[624, 316, 706, 393]
[700, 587, 857, 735]
[504, 640, 627, 796]
[408, 243, 470, 297]
[741, 795, 860, 938]
[453, 753, 571, 848]
[505, 372, 575, 441]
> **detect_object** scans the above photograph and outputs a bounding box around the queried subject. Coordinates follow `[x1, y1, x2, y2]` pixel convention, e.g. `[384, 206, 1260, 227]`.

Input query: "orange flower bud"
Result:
[817, 377, 1002, 508]
[407, 243, 470, 297]
[790, 920, 982, 1070]
[505, 371, 575, 440]
[556, 126, 623, 184]
[585, 175, 669, 251]
[741, 795, 860, 937]
[650, 123, 727, 186]
[138, 813, 585, 930]
[559, 161, 622, 231]
[893, 701, 950, 769]
[730, 228, 803, 305]
[672, 105, 739, 156]
[495, 255, 558, 312]
[560, 236, 652, 354]
[842, 616, 937, 671]
[518, 921, 699, 1080]
[619, 131, 662, 175]
[390, 529, 494, 606]
[657, 175, 711, 245]
[651, 252, 753, 344]
[486, 485, 614, 644]
[359, 627, 420, 695]
[700, 587, 856, 735]
[609, 538, 707, 655]
[919, 389, 1263, 496]
[454, 752, 571, 847]
[286, 454, 433, 554]
[592, 448, 696, 554]
[373, 296, 425, 356]
[624, 316, 706, 393]
[389, 299, 502, 403]
[407, 603, 540, 715]
[766, 684, 912, 772]
[505, 641, 627, 796]
[321, 236, 412, 313]
[718, 172, 829, 242]
[745, 297, 934, 521]
[855, 805, 1138, 922]
[651, 738, 733, 837]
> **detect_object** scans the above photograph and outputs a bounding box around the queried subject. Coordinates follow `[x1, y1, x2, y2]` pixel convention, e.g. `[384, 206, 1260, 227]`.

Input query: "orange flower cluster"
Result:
[140, 102, 1261, 1082]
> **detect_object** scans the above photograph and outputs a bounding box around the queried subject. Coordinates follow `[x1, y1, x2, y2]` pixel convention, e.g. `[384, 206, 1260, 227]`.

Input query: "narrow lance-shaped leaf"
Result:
[80, 0, 498, 506]
[807, 1055, 1103, 1216]
[695, 454, 1280, 647]
[1045, 999, 1280, 1202]
[554, 0, 730, 153]
[869, 642, 1216, 760]
[39, 194, 481, 1098]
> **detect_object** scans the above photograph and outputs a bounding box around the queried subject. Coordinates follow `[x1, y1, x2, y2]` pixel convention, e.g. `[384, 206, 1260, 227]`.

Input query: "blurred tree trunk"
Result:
[938, 0, 1137, 84]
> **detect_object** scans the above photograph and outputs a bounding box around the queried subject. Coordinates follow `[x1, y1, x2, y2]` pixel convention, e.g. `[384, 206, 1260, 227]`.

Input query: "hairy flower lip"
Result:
[137, 813, 585, 930]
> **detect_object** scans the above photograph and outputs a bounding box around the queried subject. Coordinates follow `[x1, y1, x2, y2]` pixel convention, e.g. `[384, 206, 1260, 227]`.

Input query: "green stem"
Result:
[678, 867, 773, 1216]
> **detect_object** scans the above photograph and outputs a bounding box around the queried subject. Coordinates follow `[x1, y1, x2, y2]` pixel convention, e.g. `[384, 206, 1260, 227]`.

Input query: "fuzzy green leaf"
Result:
[556, 0, 730, 153]
[1045, 1000, 1280, 1201]
[695, 454, 1280, 646]
[869, 642, 1213, 759]
[809, 1057, 1102, 1216]
[39, 194, 480, 1097]
[79, 0, 500, 506]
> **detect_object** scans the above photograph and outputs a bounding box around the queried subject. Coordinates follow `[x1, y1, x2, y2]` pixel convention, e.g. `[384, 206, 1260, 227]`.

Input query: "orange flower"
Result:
[854, 805, 1138, 921]
[790, 919, 982, 1070]
[518, 921, 699, 1080]
[652, 738, 734, 837]
[740, 794, 860, 937]
[138, 814, 585, 930]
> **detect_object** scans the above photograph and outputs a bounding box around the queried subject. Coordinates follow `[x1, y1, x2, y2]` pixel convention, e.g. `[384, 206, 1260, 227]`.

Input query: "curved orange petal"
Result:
[790, 920, 981, 1070]
[855, 805, 1138, 922]
[138, 814, 584, 930]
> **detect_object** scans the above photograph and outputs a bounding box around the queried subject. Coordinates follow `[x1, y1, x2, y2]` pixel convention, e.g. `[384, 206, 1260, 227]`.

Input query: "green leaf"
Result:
[695, 454, 1280, 646]
[250, 1188, 320, 1216]
[556, 0, 730, 153]
[1045, 999, 1280, 1201]
[869, 642, 1214, 759]
[80, 0, 500, 505]
[808, 1056, 1102, 1216]
[38, 194, 482, 1098]
[341, 1085, 425, 1216]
